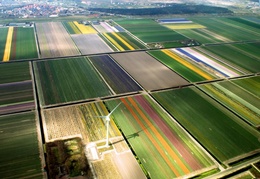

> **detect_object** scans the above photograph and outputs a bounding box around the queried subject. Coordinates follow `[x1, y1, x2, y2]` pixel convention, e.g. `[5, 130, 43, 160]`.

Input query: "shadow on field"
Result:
[111, 129, 145, 145]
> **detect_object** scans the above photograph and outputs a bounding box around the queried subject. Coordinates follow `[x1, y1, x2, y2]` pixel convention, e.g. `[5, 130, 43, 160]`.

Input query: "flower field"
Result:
[1, 27, 37, 61]
[42, 102, 121, 143]
[103, 32, 146, 51]
[177, 17, 260, 44]
[2, 27, 13, 62]
[73, 21, 97, 34]
[0, 62, 34, 115]
[64, 21, 97, 34]
[198, 77, 260, 127]
[88, 55, 142, 94]
[92, 21, 120, 33]
[174, 48, 240, 77]
[111, 51, 189, 91]
[0, 15, 259, 178]
[152, 87, 260, 164]
[42, 101, 146, 178]
[159, 18, 206, 30]
[200, 43, 260, 73]
[36, 22, 80, 58]
[0, 112, 44, 178]
[34, 57, 112, 106]
[63, 21, 81, 34]
[163, 23, 206, 30]
[148, 49, 216, 82]
[105, 95, 216, 178]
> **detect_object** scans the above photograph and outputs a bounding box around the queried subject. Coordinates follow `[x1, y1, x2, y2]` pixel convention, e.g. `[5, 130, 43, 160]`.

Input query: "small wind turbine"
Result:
[95, 102, 121, 148]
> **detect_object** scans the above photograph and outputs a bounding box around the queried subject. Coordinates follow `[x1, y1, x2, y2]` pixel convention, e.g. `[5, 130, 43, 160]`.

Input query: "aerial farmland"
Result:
[0, 15, 260, 179]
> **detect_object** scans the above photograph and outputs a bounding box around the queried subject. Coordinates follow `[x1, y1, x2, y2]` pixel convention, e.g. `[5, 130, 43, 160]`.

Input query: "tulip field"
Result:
[88, 55, 142, 94]
[0, 27, 38, 61]
[33, 57, 112, 106]
[0, 62, 34, 115]
[198, 76, 260, 127]
[0, 112, 44, 178]
[104, 95, 216, 178]
[0, 15, 259, 179]
[152, 87, 260, 163]
[175, 17, 260, 44]
[200, 43, 260, 73]
[148, 49, 216, 82]
[102, 32, 147, 51]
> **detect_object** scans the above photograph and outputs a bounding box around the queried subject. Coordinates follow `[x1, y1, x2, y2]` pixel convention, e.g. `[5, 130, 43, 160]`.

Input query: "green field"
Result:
[0, 62, 34, 115]
[115, 19, 167, 32]
[34, 57, 112, 106]
[148, 50, 212, 82]
[117, 32, 147, 49]
[190, 17, 260, 42]
[176, 17, 260, 44]
[103, 32, 146, 51]
[62, 21, 81, 34]
[0, 112, 43, 178]
[10, 27, 38, 60]
[198, 79, 260, 127]
[0, 61, 31, 84]
[115, 19, 187, 43]
[231, 76, 260, 98]
[201, 43, 260, 73]
[152, 87, 260, 163]
[105, 95, 215, 178]
[175, 29, 222, 44]
[0, 28, 8, 61]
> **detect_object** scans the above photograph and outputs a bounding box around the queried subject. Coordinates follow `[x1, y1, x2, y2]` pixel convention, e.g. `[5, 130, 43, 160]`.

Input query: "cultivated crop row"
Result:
[198, 76, 260, 127]
[105, 95, 216, 178]
[0, 62, 35, 115]
[152, 87, 260, 164]
[33, 57, 112, 106]
[0, 112, 44, 178]
[35, 22, 80, 58]
[0, 27, 38, 61]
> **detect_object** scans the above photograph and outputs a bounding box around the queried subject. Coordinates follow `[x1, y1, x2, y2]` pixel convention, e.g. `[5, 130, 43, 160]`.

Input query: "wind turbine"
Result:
[95, 102, 121, 148]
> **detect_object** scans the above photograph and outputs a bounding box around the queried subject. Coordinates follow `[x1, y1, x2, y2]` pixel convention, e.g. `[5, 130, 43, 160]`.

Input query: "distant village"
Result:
[0, 0, 259, 19]
[0, 0, 91, 18]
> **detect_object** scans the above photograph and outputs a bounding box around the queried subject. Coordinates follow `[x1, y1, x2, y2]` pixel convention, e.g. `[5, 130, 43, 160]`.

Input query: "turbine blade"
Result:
[108, 102, 121, 116]
[93, 116, 107, 119]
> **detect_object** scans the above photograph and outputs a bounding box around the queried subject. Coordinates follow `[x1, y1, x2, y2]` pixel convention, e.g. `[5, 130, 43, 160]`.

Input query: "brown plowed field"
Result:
[36, 22, 80, 58]
[110, 52, 189, 91]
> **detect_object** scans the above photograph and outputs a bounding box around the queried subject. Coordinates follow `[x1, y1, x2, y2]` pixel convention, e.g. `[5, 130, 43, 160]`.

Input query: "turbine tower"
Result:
[95, 102, 121, 147]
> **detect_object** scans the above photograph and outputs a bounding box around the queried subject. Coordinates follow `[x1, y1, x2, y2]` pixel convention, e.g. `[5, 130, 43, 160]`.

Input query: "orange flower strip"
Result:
[121, 97, 191, 177]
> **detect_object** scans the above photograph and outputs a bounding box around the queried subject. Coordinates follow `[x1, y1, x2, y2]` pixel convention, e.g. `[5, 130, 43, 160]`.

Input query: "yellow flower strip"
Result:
[68, 22, 81, 34]
[112, 32, 135, 50]
[3, 27, 14, 62]
[99, 102, 121, 136]
[164, 23, 206, 30]
[73, 21, 97, 34]
[162, 49, 213, 80]
[103, 33, 124, 51]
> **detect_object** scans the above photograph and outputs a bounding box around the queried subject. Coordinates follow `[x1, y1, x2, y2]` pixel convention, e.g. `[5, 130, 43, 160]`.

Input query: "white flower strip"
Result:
[173, 48, 239, 77]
